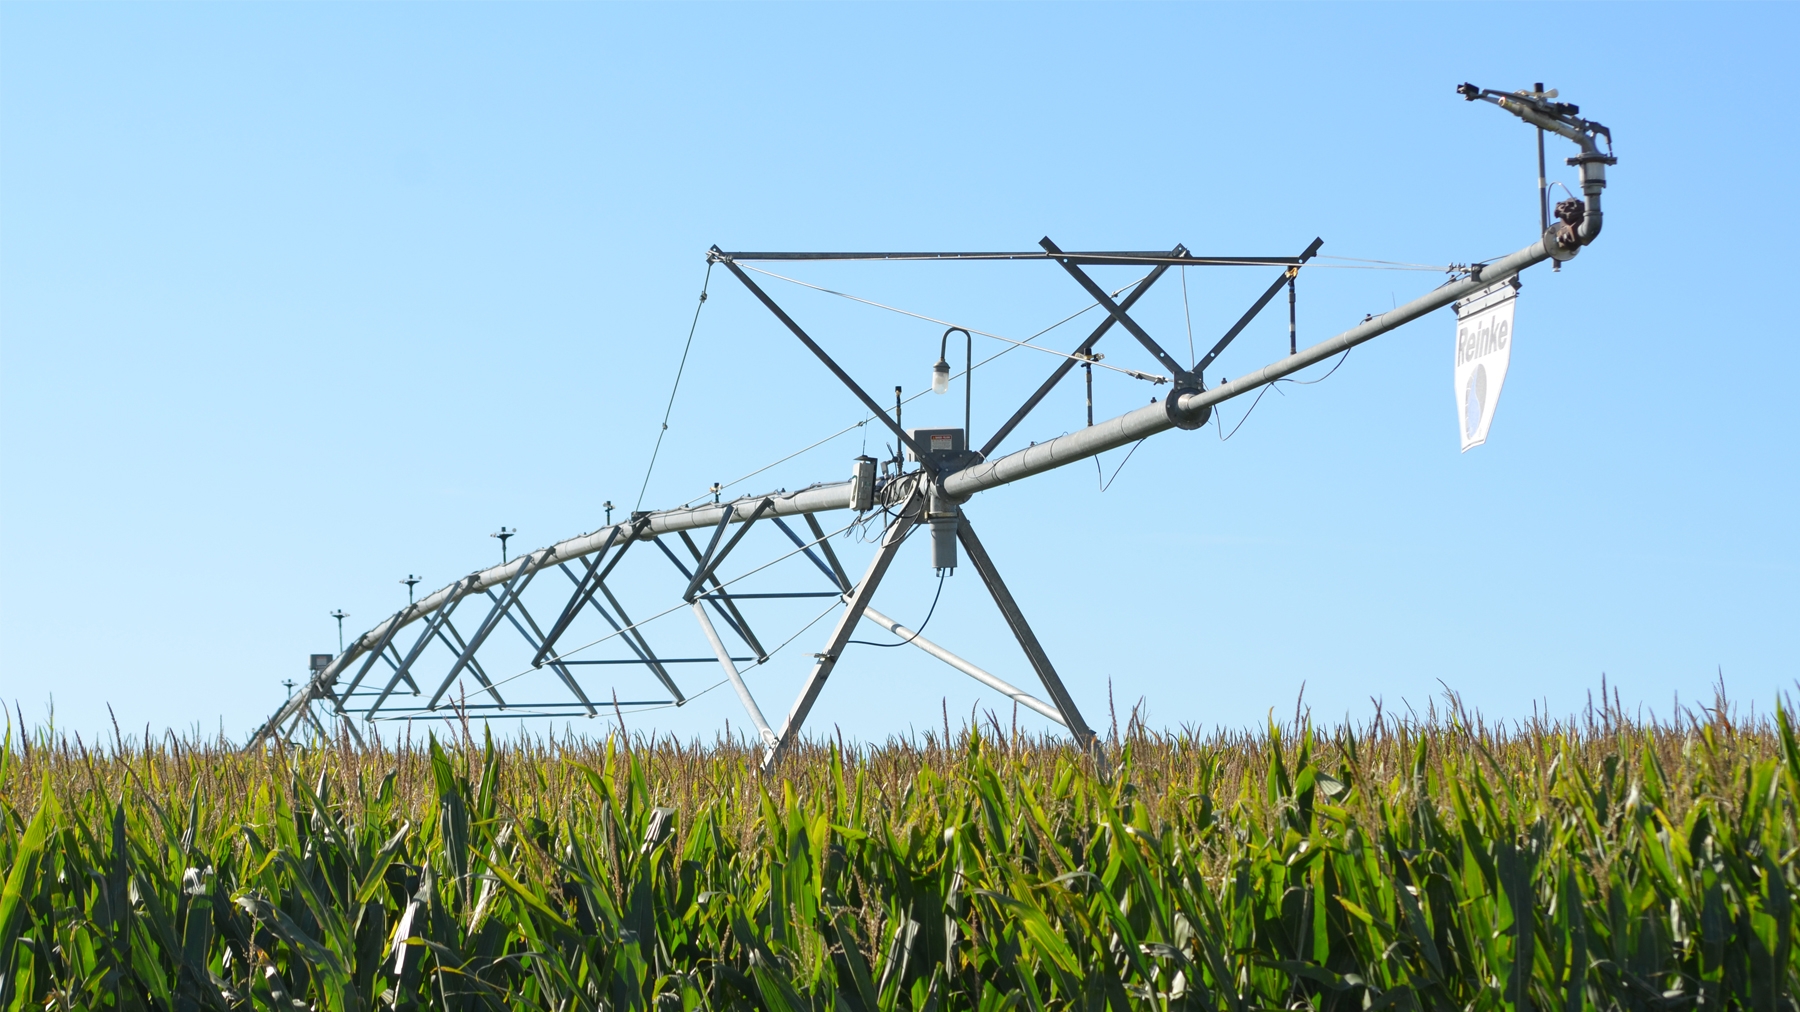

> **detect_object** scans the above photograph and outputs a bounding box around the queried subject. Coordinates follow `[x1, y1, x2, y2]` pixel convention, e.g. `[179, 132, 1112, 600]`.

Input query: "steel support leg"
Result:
[763, 498, 919, 770]
[955, 514, 1100, 755]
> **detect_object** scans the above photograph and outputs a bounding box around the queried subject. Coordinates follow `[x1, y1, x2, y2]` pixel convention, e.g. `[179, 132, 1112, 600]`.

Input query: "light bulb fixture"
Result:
[934, 327, 973, 445]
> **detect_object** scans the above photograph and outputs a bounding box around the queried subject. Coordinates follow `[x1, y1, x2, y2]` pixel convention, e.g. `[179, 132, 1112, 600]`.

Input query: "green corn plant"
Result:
[1, 696, 1796, 1010]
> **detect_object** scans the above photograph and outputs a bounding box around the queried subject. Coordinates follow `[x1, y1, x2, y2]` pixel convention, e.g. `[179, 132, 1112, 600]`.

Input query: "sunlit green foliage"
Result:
[2, 694, 1796, 1010]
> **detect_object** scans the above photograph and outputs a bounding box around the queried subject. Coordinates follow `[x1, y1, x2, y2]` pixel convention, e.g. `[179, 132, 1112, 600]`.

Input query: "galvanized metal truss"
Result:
[256, 86, 1613, 768]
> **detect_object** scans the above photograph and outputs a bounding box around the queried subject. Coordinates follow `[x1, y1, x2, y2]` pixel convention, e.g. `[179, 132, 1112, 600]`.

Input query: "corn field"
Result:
[2, 692, 1796, 1011]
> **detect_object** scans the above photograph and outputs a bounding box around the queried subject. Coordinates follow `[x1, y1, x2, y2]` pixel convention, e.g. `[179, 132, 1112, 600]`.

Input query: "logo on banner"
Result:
[1453, 282, 1516, 451]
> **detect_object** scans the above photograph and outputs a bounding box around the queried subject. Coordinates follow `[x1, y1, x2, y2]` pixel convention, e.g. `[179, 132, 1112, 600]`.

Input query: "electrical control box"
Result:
[848, 456, 877, 512]
[906, 427, 965, 463]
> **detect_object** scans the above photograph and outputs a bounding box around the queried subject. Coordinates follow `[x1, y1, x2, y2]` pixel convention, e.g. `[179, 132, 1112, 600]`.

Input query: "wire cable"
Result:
[1181, 265, 1195, 365]
[681, 419, 867, 508]
[1313, 254, 1455, 271]
[736, 262, 1168, 383]
[677, 273, 1155, 506]
[1099, 439, 1147, 492]
[847, 569, 946, 648]
[635, 262, 713, 511]
[1215, 348, 1353, 441]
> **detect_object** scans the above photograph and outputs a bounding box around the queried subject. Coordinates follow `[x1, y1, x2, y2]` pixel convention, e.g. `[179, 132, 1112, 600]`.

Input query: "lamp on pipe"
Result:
[933, 326, 972, 445]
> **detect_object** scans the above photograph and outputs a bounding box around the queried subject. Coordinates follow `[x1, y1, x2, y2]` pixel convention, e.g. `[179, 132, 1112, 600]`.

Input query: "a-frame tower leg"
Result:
[956, 513, 1102, 760]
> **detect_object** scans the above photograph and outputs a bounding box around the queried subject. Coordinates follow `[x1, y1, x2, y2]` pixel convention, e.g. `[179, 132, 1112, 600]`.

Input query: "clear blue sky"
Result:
[3, 3, 1794, 744]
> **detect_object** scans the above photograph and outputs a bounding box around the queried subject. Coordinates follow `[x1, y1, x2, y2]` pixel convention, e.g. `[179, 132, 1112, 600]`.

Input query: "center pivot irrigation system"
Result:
[253, 85, 1615, 768]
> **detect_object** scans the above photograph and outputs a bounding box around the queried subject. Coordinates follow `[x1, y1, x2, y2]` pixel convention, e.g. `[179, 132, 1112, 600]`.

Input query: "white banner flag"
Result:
[1453, 281, 1517, 452]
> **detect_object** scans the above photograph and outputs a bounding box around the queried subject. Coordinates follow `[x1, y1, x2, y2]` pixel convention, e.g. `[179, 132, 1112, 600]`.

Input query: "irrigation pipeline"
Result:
[260, 234, 1566, 747]
[257, 84, 1613, 749]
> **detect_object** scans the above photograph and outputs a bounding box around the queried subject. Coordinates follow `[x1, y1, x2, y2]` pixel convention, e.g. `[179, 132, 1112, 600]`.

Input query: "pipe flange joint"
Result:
[1544, 226, 1580, 262]
[1165, 386, 1210, 430]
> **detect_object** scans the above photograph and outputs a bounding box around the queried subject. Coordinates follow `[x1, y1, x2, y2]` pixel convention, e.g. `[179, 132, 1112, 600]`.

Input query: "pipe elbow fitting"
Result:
[1578, 206, 1603, 244]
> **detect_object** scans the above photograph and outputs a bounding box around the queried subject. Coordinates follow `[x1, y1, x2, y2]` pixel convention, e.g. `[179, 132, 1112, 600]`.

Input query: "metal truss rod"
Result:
[429, 616, 506, 709]
[684, 498, 771, 601]
[381, 646, 423, 695]
[551, 561, 671, 676]
[944, 236, 1557, 501]
[534, 526, 622, 667]
[954, 514, 1097, 750]
[1196, 238, 1324, 376]
[682, 504, 735, 601]
[300, 704, 334, 741]
[803, 513, 853, 593]
[980, 247, 1180, 459]
[488, 590, 599, 716]
[714, 251, 1309, 266]
[1041, 237, 1189, 381]
[326, 700, 366, 746]
[680, 522, 774, 659]
[324, 610, 405, 709]
[693, 601, 777, 749]
[771, 516, 844, 589]
[713, 247, 928, 462]
[429, 561, 537, 709]
[371, 702, 669, 718]
[698, 592, 841, 600]
[596, 581, 686, 702]
[560, 656, 753, 665]
[859, 606, 1066, 727]
[763, 492, 921, 770]
[655, 535, 766, 660]
[675, 529, 768, 658]
[368, 577, 475, 717]
[283, 689, 365, 747]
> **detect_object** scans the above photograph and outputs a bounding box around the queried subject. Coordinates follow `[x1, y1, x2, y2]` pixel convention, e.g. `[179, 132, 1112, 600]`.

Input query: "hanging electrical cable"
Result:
[1099, 439, 1147, 492]
[847, 568, 947, 648]
[1216, 347, 1353, 441]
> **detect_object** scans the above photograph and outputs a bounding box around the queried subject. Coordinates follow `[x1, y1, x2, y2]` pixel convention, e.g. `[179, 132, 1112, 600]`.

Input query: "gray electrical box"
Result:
[848, 456, 877, 512]
[309, 654, 333, 671]
[906, 427, 974, 475]
[906, 427, 964, 460]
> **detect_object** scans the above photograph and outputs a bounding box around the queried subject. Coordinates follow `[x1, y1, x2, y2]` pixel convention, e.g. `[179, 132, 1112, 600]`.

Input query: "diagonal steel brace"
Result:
[1041, 236, 1189, 382]
[1196, 238, 1324, 376]
[762, 492, 921, 770]
[955, 513, 1100, 758]
[981, 246, 1183, 458]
